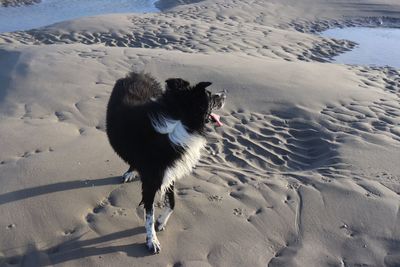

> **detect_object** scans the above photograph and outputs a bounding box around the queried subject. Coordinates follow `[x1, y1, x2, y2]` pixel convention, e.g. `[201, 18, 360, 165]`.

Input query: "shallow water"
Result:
[322, 27, 400, 68]
[0, 0, 158, 33]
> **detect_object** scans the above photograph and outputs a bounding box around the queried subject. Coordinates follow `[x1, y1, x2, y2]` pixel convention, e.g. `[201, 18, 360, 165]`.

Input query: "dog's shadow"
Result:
[0, 176, 154, 265]
[47, 227, 150, 264]
[0, 176, 123, 205]
[2, 227, 151, 266]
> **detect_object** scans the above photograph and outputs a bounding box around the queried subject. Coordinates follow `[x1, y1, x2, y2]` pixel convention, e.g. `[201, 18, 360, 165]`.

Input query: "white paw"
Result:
[122, 171, 139, 183]
[146, 237, 161, 254]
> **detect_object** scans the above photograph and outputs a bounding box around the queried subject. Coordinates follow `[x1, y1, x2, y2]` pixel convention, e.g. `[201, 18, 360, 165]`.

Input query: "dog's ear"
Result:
[194, 82, 212, 95]
[195, 82, 212, 90]
[166, 78, 190, 92]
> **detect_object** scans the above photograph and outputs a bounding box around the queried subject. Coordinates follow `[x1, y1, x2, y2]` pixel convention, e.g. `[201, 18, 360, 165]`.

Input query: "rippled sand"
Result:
[0, 0, 400, 266]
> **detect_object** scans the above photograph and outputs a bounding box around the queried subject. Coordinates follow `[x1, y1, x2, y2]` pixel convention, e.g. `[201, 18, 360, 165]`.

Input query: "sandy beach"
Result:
[0, 0, 400, 266]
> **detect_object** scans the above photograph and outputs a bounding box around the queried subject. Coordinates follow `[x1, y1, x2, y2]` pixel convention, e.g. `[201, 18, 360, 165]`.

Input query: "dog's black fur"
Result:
[106, 72, 225, 253]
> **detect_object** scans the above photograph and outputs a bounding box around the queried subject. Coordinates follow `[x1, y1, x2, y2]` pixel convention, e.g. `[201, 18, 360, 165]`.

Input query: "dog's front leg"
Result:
[142, 183, 160, 254]
[144, 208, 160, 254]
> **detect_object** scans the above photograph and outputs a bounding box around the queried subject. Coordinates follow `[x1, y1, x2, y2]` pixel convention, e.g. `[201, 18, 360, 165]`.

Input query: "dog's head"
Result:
[165, 78, 226, 130]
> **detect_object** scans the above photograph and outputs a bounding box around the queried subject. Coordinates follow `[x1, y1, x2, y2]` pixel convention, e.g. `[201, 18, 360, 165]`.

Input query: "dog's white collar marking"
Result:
[150, 115, 197, 147]
[150, 114, 206, 193]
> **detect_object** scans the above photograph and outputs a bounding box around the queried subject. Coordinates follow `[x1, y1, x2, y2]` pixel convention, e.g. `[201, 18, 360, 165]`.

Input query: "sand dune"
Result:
[0, 0, 400, 266]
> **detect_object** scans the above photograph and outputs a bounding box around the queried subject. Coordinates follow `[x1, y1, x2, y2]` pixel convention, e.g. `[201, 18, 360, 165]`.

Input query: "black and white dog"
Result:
[106, 72, 226, 253]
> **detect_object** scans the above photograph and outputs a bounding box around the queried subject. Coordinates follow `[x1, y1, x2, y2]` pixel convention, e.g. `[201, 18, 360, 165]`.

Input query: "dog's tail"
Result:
[110, 72, 163, 107]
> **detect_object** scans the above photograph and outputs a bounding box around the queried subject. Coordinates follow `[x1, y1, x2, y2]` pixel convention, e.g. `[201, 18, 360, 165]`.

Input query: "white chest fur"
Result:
[150, 115, 206, 192]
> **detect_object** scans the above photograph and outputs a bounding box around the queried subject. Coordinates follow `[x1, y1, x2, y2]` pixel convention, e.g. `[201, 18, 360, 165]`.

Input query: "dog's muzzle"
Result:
[209, 91, 227, 127]
[211, 91, 226, 110]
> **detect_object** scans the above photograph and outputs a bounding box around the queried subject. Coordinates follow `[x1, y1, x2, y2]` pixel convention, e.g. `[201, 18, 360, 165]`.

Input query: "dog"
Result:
[106, 72, 226, 253]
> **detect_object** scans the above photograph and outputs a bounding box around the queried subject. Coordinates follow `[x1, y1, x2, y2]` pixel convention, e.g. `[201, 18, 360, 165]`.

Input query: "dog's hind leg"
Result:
[156, 183, 175, 232]
[142, 181, 161, 254]
[122, 166, 139, 183]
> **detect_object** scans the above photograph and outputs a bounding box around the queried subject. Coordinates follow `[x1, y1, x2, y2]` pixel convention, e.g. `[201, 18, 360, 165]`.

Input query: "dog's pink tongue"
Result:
[210, 113, 223, 127]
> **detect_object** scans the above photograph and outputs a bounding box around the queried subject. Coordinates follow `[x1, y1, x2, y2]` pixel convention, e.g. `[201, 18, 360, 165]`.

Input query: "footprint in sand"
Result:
[6, 223, 15, 229]
[20, 147, 52, 159]
[207, 195, 223, 202]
